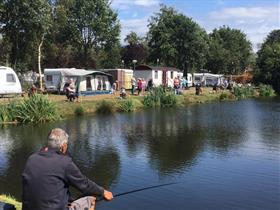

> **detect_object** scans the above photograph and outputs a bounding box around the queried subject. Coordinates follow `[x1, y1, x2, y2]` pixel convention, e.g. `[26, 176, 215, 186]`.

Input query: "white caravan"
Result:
[0, 66, 22, 95]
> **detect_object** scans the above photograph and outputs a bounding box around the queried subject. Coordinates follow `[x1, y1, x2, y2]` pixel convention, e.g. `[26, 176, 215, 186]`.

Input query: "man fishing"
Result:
[22, 128, 113, 210]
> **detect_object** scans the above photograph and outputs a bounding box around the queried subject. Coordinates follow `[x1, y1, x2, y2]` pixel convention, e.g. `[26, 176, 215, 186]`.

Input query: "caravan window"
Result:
[171, 71, 174, 79]
[46, 75, 53, 82]
[6, 74, 16, 83]
[154, 71, 158, 79]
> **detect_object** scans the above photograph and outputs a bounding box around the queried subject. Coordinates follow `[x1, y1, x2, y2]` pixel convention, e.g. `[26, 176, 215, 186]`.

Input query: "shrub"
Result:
[219, 92, 236, 101]
[13, 94, 59, 123]
[74, 106, 85, 116]
[118, 98, 136, 112]
[96, 100, 115, 114]
[233, 85, 256, 99]
[143, 86, 177, 107]
[258, 84, 275, 97]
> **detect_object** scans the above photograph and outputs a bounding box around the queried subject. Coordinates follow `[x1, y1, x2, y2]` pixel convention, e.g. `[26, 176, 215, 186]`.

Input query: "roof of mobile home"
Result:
[44, 68, 112, 77]
[135, 65, 181, 72]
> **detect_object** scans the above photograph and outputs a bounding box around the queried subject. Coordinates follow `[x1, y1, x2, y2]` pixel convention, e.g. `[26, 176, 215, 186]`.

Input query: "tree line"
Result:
[0, 1, 279, 93]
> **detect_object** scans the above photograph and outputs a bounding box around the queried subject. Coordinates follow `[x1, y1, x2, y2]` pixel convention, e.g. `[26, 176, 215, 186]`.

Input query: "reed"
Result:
[95, 100, 116, 114]
[143, 86, 177, 107]
[258, 84, 275, 97]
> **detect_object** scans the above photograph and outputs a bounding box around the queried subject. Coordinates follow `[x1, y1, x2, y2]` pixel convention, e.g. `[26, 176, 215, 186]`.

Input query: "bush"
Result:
[258, 84, 275, 97]
[143, 86, 177, 107]
[14, 94, 59, 123]
[219, 92, 236, 101]
[74, 106, 85, 116]
[233, 85, 256, 99]
[118, 98, 137, 112]
[96, 100, 115, 114]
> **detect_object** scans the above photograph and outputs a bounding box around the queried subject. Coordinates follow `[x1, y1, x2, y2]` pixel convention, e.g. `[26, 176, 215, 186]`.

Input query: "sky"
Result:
[111, 0, 280, 52]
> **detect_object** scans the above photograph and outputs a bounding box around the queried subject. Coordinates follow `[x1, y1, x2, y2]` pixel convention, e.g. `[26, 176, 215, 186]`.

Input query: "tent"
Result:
[44, 68, 113, 95]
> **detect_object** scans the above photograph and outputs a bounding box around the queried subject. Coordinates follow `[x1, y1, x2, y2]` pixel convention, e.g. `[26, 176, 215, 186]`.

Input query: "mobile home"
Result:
[44, 68, 112, 95]
[0, 66, 22, 95]
[193, 73, 224, 86]
[134, 65, 182, 87]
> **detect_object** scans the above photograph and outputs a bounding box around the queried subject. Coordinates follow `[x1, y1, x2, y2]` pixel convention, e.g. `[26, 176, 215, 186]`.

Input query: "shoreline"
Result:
[0, 86, 276, 125]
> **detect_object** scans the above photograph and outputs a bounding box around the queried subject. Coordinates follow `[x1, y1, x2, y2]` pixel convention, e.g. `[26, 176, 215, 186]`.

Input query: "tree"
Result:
[206, 26, 252, 75]
[0, 0, 51, 85]
[256, 30, 280, 94]
[121, 32, 148, 67]
[147, 5, 208, 74]
[65, 0, 120, 68]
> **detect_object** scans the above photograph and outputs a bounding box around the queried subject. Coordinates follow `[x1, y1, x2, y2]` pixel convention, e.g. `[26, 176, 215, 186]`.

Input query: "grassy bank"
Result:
[0, 85, 276, 124]
[0, 195, 22, 210]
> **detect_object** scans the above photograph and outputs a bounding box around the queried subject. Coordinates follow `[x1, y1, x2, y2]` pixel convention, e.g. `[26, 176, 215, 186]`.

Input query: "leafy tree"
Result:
[65, 0, 120, 68]
[147, 5, 208, 74]
[121, 31, 148, 68]
[206, 26, 252, 75]
[256, 30, 280, 94]
[0, 0, 51, 83]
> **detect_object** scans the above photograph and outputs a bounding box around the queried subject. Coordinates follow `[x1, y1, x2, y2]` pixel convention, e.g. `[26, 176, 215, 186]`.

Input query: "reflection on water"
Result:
[0, 98, 279, 210]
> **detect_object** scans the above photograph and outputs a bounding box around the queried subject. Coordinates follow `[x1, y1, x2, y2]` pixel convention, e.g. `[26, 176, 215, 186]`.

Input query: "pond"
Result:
[0, 98, 279, 210]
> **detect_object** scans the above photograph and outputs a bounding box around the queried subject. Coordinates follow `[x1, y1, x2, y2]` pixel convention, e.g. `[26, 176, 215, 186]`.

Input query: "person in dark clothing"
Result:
[22, 128, 113, 210]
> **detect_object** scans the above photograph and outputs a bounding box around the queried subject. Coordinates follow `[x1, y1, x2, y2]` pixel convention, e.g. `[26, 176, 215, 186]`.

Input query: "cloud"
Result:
[112, 0, 160, 9]
[120, 17, 150, 43]
[206, 6, 280, 52]
[210, 6, 279, 20]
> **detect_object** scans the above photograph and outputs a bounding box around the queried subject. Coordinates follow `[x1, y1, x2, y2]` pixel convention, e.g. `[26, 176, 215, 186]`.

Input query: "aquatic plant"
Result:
[118, 98, 142, 112]
[143, 86, 177, 107]
[219, 92, 236, 101]
[233, 85, 256, 99]
[258, 84, 275, 97]
[13, 94, 59, 123]
[74, 106, 85, 116]
[96, 100, 116, 114]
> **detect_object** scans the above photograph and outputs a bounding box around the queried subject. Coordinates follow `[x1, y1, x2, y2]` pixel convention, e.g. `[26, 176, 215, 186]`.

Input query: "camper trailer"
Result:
[44, 68, 112, 95]
[193, 73, 224, 86]
[0, 66, 22, 95]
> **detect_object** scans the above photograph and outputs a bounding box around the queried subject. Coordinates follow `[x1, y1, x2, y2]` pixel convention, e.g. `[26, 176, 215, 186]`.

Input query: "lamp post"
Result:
[157, 58, 159, 67]
[121, 60, 124, 69]
[132, 60, 137, 70]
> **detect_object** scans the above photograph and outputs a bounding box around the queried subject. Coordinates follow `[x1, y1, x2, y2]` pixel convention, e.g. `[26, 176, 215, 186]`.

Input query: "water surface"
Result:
[0, 98, 279, 210]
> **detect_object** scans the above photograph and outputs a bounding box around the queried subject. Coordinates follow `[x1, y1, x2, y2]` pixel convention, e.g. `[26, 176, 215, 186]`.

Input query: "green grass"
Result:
[258, 84, 276, 97]
[0, 195, 22, 210]
[95, 100, 116, 114]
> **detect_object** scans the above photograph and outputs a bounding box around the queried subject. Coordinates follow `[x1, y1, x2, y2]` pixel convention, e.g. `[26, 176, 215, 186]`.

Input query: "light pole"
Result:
[132, 60, 137, 70]
[121, 60, 124, 69]
[157, 58, 159, 67]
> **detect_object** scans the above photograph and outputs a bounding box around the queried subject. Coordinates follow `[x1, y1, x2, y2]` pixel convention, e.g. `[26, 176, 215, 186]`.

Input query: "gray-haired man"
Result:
[22, 128, 113, 210]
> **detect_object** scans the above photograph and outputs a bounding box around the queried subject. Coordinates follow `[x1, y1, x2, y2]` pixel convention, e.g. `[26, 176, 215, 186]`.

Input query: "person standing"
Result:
[22, 128, 113, 210]
[131, 77, 136, 95]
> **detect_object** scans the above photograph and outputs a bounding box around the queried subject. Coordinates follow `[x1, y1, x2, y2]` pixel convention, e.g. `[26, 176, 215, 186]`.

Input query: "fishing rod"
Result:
[97, 182, 179, 202]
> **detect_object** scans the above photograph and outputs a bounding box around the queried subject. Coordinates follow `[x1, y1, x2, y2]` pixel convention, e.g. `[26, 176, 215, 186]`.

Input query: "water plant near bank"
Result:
[0, 94, 59, 124]
[96, 100, 116, 114]
[233, 86, 256, 99]
[74, 106, 85, 116]
[143, 86, 177, 107]
[258, 84, 275, 97]
[118, 98, 141, 112]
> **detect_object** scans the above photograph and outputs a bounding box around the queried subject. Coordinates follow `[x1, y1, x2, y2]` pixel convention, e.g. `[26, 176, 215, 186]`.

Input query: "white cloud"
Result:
[205, 6, 280, 52]
[120, 17, 150, 43]
[210, 6, 279, 20]
[112, 0, 160, 9]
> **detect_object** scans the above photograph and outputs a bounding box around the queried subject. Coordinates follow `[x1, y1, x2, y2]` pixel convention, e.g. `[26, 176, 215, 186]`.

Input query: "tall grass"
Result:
[74, 106, 85, 116]
[143, 86, 177, 107]
[96, 100, 116, 114]
[0, 94, 59, 124]
[118, 98, 142, 112]
[258, 84, 275, 97]
[233, 86, 256, 99]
